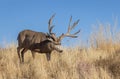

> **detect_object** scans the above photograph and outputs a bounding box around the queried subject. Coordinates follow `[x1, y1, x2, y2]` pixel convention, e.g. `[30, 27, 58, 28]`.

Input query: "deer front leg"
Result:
[46, 53, 51, 61]
[31, 51, 35, 59]
[21, 48, 28, 63]
[17, 47, 21, 63]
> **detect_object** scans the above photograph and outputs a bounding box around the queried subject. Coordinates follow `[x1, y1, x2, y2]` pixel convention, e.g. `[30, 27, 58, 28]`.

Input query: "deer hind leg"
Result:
[21, 48, 28, 63]
[17, 47, 22, 63]
[46, 53, 51, 61]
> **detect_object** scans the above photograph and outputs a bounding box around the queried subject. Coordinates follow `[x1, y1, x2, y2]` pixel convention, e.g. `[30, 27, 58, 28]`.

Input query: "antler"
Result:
[47, 14, 58, 42]
[58, 16, 80, 42]
[48, 14, 56, 34]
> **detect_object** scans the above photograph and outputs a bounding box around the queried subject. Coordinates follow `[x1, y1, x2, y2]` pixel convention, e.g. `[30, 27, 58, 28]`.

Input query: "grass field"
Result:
[0, 23, 120, 79]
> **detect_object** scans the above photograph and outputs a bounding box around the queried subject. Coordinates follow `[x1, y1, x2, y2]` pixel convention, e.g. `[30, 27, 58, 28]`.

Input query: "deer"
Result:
[17, 14, 80, 63]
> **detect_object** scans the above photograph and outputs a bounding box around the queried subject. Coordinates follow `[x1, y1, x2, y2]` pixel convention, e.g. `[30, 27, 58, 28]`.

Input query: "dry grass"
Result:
[0, 22, 120, 79]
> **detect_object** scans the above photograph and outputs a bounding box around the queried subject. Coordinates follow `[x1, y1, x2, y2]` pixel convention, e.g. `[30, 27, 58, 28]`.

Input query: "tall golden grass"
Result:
[0, 22, 120, 79]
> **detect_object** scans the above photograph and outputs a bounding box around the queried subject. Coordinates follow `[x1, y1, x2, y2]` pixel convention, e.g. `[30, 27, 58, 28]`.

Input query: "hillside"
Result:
[0, 23, 120, 79]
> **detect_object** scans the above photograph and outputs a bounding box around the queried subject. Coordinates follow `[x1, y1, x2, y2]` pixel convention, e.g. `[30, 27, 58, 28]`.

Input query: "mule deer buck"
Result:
[17, 14, 80, 63]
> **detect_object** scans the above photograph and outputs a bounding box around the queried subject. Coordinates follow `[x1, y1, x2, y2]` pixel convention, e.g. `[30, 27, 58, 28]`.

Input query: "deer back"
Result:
[17, 30, 47, 48]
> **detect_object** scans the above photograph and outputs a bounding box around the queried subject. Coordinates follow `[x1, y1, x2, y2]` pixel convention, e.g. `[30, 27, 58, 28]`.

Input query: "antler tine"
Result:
[49, 25, 55, 34]
[48, 14, 56, 34]
[70, 19, 80, 32]
[65, 29, 80, 38]
[73, 29, 81, 35]
[68, 16, 72, 33]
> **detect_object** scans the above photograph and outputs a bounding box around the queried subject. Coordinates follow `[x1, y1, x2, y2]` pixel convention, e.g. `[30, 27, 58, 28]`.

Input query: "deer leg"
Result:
[17, 47, 21, 63]
[31, 51, 35, 59]
[46, 53, 51, 61]
[21, 48, 28, 63]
